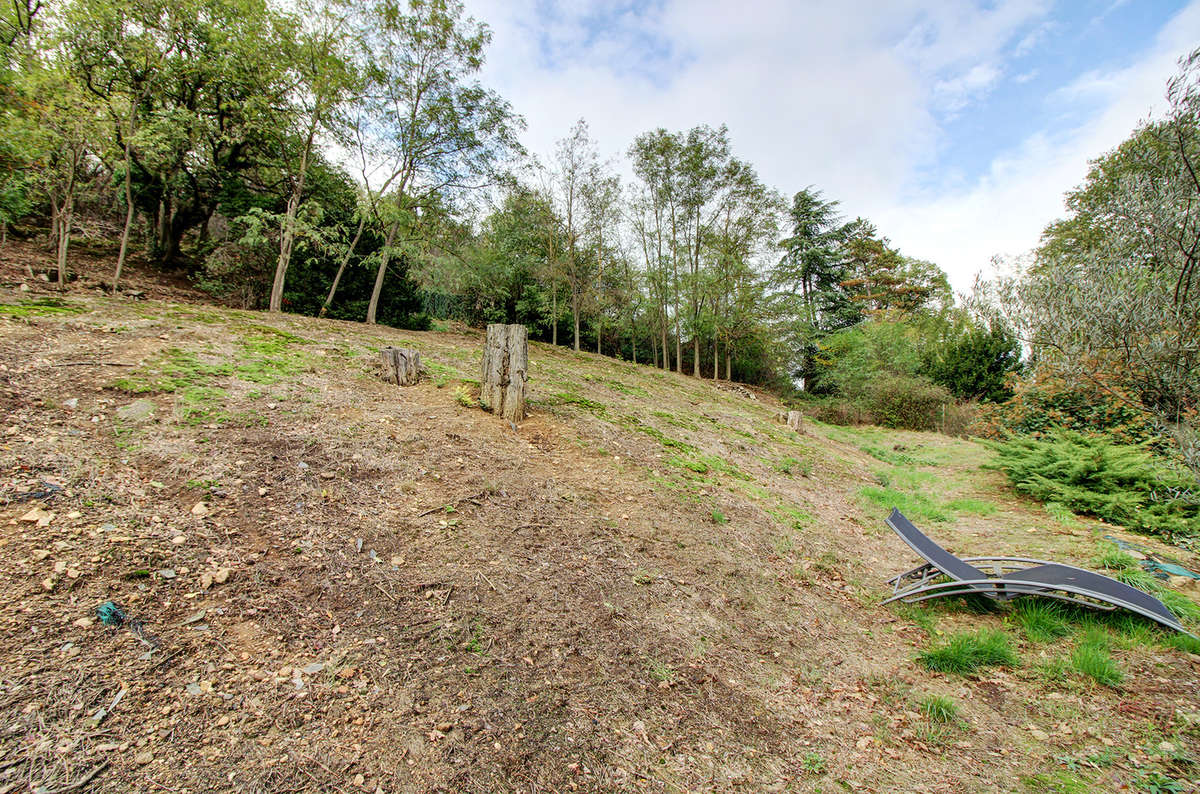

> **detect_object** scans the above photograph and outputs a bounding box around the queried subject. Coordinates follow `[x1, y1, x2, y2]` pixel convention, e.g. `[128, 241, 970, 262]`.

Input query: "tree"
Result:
[629, 128, 683, 371]
[355, 0, 523, 325]
[268, 0, 356, 312]
[985, 48, 1200, 475]
[552, 118, 598, 350]
[581, 160, 620, 355]
[924, 322, 1022, 402]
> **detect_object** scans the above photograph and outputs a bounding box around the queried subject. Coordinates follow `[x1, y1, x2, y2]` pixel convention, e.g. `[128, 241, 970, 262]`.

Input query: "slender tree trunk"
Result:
[596, 226, 603, 356]
[114, 118, 135, 292]
[650, 328, 657, 368]
[321, 214, 367, 317]
[366, 220, 400, 325]
[713, 336, 719, 380]
[56, 196, 73, 290]
[572, 287, 580, 351]
[693, 336, 700, 378]
[1, 222, 6, 248]
[725, 349, 731, 381]
[270, 123, 317, 313]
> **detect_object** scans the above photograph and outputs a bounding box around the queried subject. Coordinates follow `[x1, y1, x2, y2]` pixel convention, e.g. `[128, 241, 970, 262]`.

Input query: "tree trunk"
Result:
[366, 220, 400, 325]
[572, 289, 580, 352]
[379, 347, 421, 386]
[725, 349, 731, 381]
[551, 278, 558, 346]
[694, 336, 700, 378]
[321, 215, 367, 317]
[787, 411, 803, 432]
[114, 135, 135, 292]
[713, 337, 719, 380]
[271, 123, 317, 313]
[480, 323, 528, 424]
[56, 196, 73, 290]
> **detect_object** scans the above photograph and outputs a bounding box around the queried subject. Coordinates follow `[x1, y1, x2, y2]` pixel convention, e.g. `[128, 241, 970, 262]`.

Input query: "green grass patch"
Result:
[918, 628, 1018, 675]
[110, 348, 232, 394]
[1020, 771, 1095, 794]
[917, 694, 959, 723]
[1012, 600, 1071, 643]
[1070, 629, 1123, 687]
[860, 486, 950, 522]
[178, 386, 230, 425]
[944, 497, 998, 516]
[548, 392, 608, 416]
[774, 456, 813, 477]
[0, 297, 87, 317]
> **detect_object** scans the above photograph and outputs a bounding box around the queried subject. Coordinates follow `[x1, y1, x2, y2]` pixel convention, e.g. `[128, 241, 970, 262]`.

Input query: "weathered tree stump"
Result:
[480, 323, 528, 423]
[786, 410, 804, 432]
[380, 347, 421, 386]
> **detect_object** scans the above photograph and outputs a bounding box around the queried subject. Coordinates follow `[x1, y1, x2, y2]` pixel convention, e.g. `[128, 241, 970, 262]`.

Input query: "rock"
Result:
[302, 662, 325, 674]
[172, 535, 187, 545]
[32, 549, 51, 561]
[258, 487, 268, 496]
[214, 568, 231, 584]
[191, 502, 209, 517]
[201, 573, 213, 590]
[66, 510, 83, 519]
[320, 471, 335, 480]
[216, 715, 229, 727]
[134, 751, 153, 765]
[1167, 575, 1191, 589]
[20, 506, 54, 526]
[41, 577, 55, 591]
[158, 569, 177, 580]
[185, 683, 203, 696]
[72, 617, 93, 628]
[63, 398, 78, 409]
[116, 399, 156, 422]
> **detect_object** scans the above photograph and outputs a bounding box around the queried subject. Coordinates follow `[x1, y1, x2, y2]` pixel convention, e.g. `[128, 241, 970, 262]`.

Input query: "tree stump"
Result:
[480, 323, 528, 423]
[786, 410, 804, 432]
[380, 347, 421, 386]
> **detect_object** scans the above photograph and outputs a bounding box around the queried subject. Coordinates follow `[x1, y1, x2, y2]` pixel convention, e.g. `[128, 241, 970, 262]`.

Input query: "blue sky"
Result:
[468, 0, 1200, 290]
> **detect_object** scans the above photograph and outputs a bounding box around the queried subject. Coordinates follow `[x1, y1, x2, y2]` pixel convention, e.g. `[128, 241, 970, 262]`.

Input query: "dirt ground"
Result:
[1, 242, 1199, 793]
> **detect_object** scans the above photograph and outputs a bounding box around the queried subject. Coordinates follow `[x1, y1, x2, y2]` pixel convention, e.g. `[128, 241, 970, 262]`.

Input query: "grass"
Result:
[1012, 600, 1071, 643]
[1070, 629, 1123, 688]
[774, 456, 813, 477]
[917, 694, 959, 723]
[918, 628, 1018, 675]
[860, 486, 950, 523]
[0, 297, 87, 317]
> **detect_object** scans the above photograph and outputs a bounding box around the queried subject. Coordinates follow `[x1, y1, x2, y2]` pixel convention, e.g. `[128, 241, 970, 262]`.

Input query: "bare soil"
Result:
[1, 242, 1198, 793]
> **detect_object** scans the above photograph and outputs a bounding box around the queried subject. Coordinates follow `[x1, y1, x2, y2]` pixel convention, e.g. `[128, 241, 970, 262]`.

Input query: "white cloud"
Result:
[464, 0, 1200, 291]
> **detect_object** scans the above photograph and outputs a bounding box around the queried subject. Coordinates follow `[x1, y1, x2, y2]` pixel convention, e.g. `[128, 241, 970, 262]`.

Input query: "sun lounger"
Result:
[882, 508, 1194, 637]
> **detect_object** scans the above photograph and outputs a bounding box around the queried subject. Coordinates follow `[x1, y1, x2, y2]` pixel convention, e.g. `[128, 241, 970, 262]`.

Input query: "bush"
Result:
[865, 375, 952, 431]
[918, 628, 1018, 675]
[925, 323, 1022, 403]
[987, 430, 1200, 538]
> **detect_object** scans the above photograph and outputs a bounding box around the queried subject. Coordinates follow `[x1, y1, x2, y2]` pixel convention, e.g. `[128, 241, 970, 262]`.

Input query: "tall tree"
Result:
[356, 0, 522, 325]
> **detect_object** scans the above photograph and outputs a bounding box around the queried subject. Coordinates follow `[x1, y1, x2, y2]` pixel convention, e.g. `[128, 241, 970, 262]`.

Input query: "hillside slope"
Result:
[2, 287, 1199, 793]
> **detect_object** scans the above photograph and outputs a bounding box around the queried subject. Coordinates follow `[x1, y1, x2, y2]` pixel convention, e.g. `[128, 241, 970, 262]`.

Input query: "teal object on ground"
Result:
[1103, 535, 1200, 580]
[96, 601, 126, 626]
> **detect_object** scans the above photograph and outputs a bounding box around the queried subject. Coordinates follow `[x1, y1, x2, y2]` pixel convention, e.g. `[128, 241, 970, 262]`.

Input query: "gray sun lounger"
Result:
[882, 508, 1195, 637]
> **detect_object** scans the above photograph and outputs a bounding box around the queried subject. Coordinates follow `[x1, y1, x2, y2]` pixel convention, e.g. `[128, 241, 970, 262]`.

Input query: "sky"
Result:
[464, 0, 1200, 292]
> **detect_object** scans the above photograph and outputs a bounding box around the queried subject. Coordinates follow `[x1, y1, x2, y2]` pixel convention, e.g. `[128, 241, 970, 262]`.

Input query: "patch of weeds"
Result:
[918, 628, 1018, 675]
[1158, 590, 1200, 623]
[811, 550, 842, 575]
[774, 456, 813, 477]
[1045, 501, 1082, 524]
[645, 658, 676, 684]
[858, 444, 931, 467]
[892, 603, 939, 636]
[0, 297, 86, 318]
[859, 486, 950, 523]
[185, 478, 219, 491]
[944, 497, 998, 516]
[800, 753, 827, 775]
[1071, 629, 1123, 687]
[1094, 544, 1139, 572]
[453, 386, 477, 408]
[1161, 632, 1200, 654]
[711, 509, 728, 525]
[607, 380, 648, 397]
[178, 386, 230, 425]
[1013, 600, 1071, 643]
[632, 568, 655, 586]
[651, 410, 697, 430]
[235, 327, 313, 384]
[666, 453, 746, 479]
[771, 502, 812, 530]
[914, 722, 953, 746]
[1021, 771, 1095, 794]
[1134, 771, 1186, 793]
[110, 348, 232, 394]
[549, 392, 607, 416]
[918, 694, 959, 723]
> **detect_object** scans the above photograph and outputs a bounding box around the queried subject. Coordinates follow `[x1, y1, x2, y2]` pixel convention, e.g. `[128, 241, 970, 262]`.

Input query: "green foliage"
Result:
[988, 430, 1200, 538]
[864, 374, 952, 431]
[0, 297, 86, 317]
[1012, 600, 1070, 643]
[918, 628, 1018, 675]
[859, 486, 950, 523]
[925, 323, 1022, 403]
[1070, 629, 1123, 687]
[917, 694, 959, 723]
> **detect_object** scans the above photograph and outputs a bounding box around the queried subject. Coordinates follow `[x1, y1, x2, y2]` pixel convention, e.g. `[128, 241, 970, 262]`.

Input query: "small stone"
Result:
[72, 617, 93, 628]
[32, 549, 51, 561]
[301, 662, 325, 675]
[258, 487, 268, 496]
[134, 751, 153, 765]
[353, 774, 365, 787]
[54, 560, 68, 574]
[41, 577, 55, 591]
[158, 569, 177, 580]
[191, 502, 209, 517]
[63, 398, 78, 409]
[66, 511, 83, 519]
[185, 683, 203, 696]
[66, 568, 80, 579]
[20, 506, 52, 524]
[116, 399, 156, 422]
[320, 471, 335, 480]
[214, 568, 231, 584]
[216, 715, 230, 727]
[172, 535, 187, 545]
[201, 573, 214, 590]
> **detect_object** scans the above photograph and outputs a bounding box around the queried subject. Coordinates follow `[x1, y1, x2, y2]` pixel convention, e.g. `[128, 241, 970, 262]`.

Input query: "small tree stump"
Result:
[480, 323, 528, 423]
[380, 347, 421, 386]
[786, 410, 804, 432]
